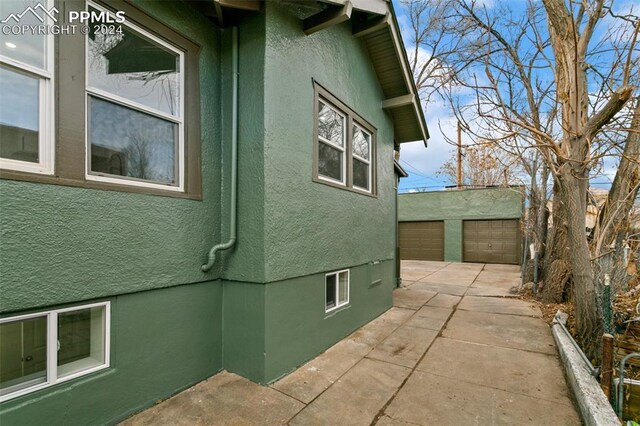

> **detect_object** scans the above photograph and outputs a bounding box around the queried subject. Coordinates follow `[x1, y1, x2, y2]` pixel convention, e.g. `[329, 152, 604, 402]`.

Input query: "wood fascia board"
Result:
[382, 94, 415, 109]
[352, 13, 390, 38]
[387, 11, 429, 144]
[303, 1, 353, 35]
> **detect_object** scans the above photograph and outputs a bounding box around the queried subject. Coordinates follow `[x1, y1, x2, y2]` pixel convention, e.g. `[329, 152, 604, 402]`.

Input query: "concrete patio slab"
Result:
[404, 314, 447, 331]
[466, 286, 516, 297]
[271, 339, 371, 404]
[420, 270, 480, 286]
[407, 281, 468, 296]
[347, 307, 414, 348]
[375, 415, 412, 425]
[121, 372, 304, 426]
[443, 310, 557, 355]
[384, 372, 581, 425]
[392, 288, 436, 310]
[289, 359, 410, 426]
[123, 261, 579, 426]
[473, 271, 521, 288]
[398, 271, 429, 282]
[416, 338, 574, 404]
[367, 325, 438, 368]
[458, 296, 541, 317]
[483, 263, 522, 273]
[425, 293, 461, 308]
[401, 260, 449, 271]
[414, 305, 452, 320]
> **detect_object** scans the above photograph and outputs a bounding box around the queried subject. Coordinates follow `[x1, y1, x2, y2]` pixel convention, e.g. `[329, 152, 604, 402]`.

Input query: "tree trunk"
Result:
[540, 178, 571, 303]
[536, 163, 550, 262]
[558, 163, 603, 361]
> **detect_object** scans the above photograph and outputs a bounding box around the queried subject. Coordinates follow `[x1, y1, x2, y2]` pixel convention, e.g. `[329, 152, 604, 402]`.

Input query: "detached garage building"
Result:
[398, 187, 525, 265]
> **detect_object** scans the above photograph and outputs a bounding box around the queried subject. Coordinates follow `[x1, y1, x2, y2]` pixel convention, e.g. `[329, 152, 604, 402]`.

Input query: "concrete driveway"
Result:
[122, 261, 580, 425]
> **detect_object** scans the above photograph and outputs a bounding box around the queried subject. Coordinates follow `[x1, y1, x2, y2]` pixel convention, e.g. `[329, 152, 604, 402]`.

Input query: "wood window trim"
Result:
[313, 81, 377, 198]
[0, 0, 202, 200]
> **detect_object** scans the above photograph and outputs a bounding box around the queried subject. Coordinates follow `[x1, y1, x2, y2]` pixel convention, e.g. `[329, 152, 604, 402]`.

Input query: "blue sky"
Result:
[392, 0, 636, 194]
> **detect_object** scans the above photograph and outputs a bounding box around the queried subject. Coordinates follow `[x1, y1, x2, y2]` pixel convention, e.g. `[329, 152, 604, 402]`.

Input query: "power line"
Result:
[399, 159, 440, 182]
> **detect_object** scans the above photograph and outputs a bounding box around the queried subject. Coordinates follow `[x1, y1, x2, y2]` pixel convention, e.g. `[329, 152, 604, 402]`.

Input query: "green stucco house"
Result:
[0, 0, 427, 423]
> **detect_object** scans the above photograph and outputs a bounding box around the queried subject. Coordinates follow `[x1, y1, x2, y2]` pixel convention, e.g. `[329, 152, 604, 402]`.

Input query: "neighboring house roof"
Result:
[191, 0, 429, 146]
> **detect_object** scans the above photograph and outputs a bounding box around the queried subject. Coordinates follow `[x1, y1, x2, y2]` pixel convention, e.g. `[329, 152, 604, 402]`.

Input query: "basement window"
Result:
[0, 302, 110, 402]
[314, 83, 376, 195]
[325, 269, 349, 313]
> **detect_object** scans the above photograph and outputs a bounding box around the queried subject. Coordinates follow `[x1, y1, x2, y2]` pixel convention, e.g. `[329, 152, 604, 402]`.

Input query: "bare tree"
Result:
[591, 98, 640, 293]
[400, 0, 640, 358]
[438, 140, 522, 186]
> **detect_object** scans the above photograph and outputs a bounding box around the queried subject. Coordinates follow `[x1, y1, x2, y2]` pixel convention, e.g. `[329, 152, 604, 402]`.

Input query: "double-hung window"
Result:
[0, 302, 110, 402]
[314, 83, 376, 195]
[325, 269, 349, 313]
[86, 2, 184, 191]
[0, 0, 55, 175]
[0, 0, 201, 198]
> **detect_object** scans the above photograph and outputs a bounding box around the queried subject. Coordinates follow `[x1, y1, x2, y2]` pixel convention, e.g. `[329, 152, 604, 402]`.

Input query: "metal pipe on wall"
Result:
[202, 26, 239, 272]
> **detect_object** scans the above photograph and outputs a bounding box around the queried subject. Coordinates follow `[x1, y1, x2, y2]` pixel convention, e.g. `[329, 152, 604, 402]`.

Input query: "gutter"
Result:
[202, 26, 239, 272]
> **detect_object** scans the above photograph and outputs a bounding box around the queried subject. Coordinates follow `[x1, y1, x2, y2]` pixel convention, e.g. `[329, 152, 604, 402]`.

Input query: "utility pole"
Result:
[457, 121, 463, 188]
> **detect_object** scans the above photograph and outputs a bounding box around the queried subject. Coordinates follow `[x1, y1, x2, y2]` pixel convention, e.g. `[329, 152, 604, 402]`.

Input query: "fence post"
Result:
[601, 333, 614, 401]
[604, 274, 613, 335]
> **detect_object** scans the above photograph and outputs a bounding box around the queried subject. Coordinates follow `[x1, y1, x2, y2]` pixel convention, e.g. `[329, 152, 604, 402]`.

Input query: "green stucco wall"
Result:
[260, 3, 397, 282]
[398, 188, 524, 262]
[0, 282, 223, 426]
[1, 0, 402, 420]
[398, 187, 524, 222]
[0, 2, 227, 422]
[264, 260, 393, 382]
[221, 260, 393, 384]
[220, 1, 399, 383]
[444, 220, 463, 262]
[220, 13, 268, 283]
[0, 1, 224, 313]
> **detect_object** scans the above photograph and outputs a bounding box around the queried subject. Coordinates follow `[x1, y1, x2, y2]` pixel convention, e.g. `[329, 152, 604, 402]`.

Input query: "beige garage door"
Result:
[463, 219, 521, 264]
[399, 221, 444, 261]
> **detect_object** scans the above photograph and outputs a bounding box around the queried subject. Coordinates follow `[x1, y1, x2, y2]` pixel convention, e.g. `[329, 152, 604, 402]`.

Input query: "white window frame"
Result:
[84, 1, 186, 192]
[317, 99, 347, 186]
[0, 0, 55, 175]
[352, 123, 372, 193]
[0, 301, 110, 403]
[325, 269, 350, 313]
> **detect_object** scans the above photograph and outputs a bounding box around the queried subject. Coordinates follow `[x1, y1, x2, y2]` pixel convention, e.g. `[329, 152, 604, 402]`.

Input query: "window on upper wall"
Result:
[0, 302, 110, 402]
[325, 269, 349, 313]
[0, 0, 55, 175]
[86, 2, 184, 191]
[0, 0, 202, 198]
[314, 83, 376, 195]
